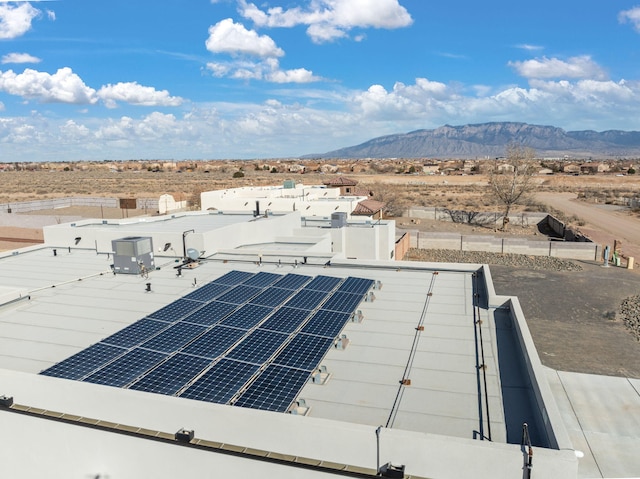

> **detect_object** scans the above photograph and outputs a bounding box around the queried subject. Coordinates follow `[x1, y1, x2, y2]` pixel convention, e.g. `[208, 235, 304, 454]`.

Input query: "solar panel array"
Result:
[41, 270, 374, 414]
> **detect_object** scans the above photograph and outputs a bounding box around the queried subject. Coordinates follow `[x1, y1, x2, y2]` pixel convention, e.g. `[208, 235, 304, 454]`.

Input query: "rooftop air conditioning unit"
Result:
[331, 212, 347, 228]
[111, 236, 155, 274]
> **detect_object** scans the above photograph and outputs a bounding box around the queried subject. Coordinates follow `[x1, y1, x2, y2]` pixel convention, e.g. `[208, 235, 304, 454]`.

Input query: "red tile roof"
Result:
[351, 199, 385, 215]
[322, 176, 358, 186]
[353, 187, 373, 197]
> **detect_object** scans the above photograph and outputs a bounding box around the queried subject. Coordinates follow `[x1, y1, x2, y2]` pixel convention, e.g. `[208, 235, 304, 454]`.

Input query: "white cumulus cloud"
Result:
[206, 57, 320, 83]
[619, 7, 640, 31]
[60, 119, 91, 140]
[529, 79, 636, 103]
[2, 52, 41, 64]
[206, 18, 284, 57]
[351, 79, 461, 120]
[5, 76, 640, 161]
[509, 56, 607, 80]
[266, 67, 318, 83]
[239, 0, 413, 43]
[97, 82, 184, 108]
[0, 67, 97, 104]
[0, 2, 40, 39]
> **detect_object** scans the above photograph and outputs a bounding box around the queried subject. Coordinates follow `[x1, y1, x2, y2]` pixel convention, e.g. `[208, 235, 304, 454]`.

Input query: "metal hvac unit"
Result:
[112, 236, 155, 274]
[331, 212, 347, 228]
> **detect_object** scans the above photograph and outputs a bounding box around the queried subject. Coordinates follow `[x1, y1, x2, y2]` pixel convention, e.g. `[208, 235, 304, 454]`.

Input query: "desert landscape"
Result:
[1, 160, 639, 249]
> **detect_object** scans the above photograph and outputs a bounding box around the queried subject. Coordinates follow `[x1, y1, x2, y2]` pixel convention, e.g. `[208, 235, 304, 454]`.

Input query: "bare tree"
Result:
[443, 208, 494, 226]
[489, 144, 537, 230]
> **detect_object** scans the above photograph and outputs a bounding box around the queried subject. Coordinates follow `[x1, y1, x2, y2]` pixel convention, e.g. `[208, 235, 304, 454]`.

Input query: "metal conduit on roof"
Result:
[385, 272, 437, 428]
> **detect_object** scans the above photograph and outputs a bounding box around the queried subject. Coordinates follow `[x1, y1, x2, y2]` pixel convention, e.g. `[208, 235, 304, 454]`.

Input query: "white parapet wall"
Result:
[201, 184, 368, 219]
[158, 194, 187, 215]
[42, 211, 303, 258]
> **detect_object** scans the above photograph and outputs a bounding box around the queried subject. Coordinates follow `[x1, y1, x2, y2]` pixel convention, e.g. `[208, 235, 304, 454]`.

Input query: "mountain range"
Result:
[307, 122, 640, 159]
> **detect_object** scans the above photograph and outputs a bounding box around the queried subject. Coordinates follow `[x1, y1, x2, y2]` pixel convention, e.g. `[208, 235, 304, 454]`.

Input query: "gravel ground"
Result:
[619, 295, 640, 341]
[406, 247, 583, 271]
[491, 261, 640, 378]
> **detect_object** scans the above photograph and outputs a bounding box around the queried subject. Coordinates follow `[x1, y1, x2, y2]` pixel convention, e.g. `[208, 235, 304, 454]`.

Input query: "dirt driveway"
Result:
[537, 192, 640, 263]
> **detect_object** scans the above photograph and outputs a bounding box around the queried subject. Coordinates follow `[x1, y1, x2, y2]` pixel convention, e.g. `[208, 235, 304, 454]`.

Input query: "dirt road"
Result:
[537, 192, 640, 262]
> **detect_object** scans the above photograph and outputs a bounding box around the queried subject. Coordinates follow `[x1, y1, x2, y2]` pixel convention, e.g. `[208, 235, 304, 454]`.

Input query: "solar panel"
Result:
[83, 348, 168, 387]
[226, 329, 289, 364]
[128, 353, 212, 395]
[234, 365, 311, 412]
[139, 322, 208, 353]
[180, 301, 238, 326]
[322, 291, 364, 313]
[180, 359, 260, 404]
[305, 275, 342, 292]
[213, 270, 254, 286]
[219, 304, 274, 329]
[101, 318, 170, 349]
[242, 271, 282, 288]
[301, 310, 351, 338]
[147, 298, 205, 323]
[272, 273, 311, 290]
[182, 282, 232, 303]
[285, 289, 329, 310]
[40, 343, 127, 380]
[182, 325, 247, 359]
[216, 285, 264, 305]
[338, 277, 374, 295]
[272, 333, 334, 371]
[40, 270, 365, 412]
[250, 287, 294, 307]
[258, 307, 312, 333]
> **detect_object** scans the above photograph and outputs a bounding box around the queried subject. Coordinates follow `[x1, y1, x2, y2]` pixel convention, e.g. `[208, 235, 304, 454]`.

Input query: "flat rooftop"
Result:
[0, 247, 503, 439]
[0, 245, 576, 478]
[71, 212, 255, 233]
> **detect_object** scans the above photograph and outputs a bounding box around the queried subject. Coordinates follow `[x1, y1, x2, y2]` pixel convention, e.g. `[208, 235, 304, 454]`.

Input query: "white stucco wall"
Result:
[201, 185, 367, 219]
[158, 194, 187, 215]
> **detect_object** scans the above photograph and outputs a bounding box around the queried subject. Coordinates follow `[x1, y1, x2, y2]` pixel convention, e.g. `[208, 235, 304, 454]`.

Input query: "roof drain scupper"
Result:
[385, 271, 437, 428]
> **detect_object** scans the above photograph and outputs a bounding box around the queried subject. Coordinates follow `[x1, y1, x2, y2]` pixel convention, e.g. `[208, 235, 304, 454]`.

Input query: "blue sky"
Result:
[1, 0, 640, 161]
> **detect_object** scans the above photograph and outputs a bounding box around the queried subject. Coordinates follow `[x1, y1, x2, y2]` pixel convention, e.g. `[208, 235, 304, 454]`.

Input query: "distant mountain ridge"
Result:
[307, 122, 640, 159]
